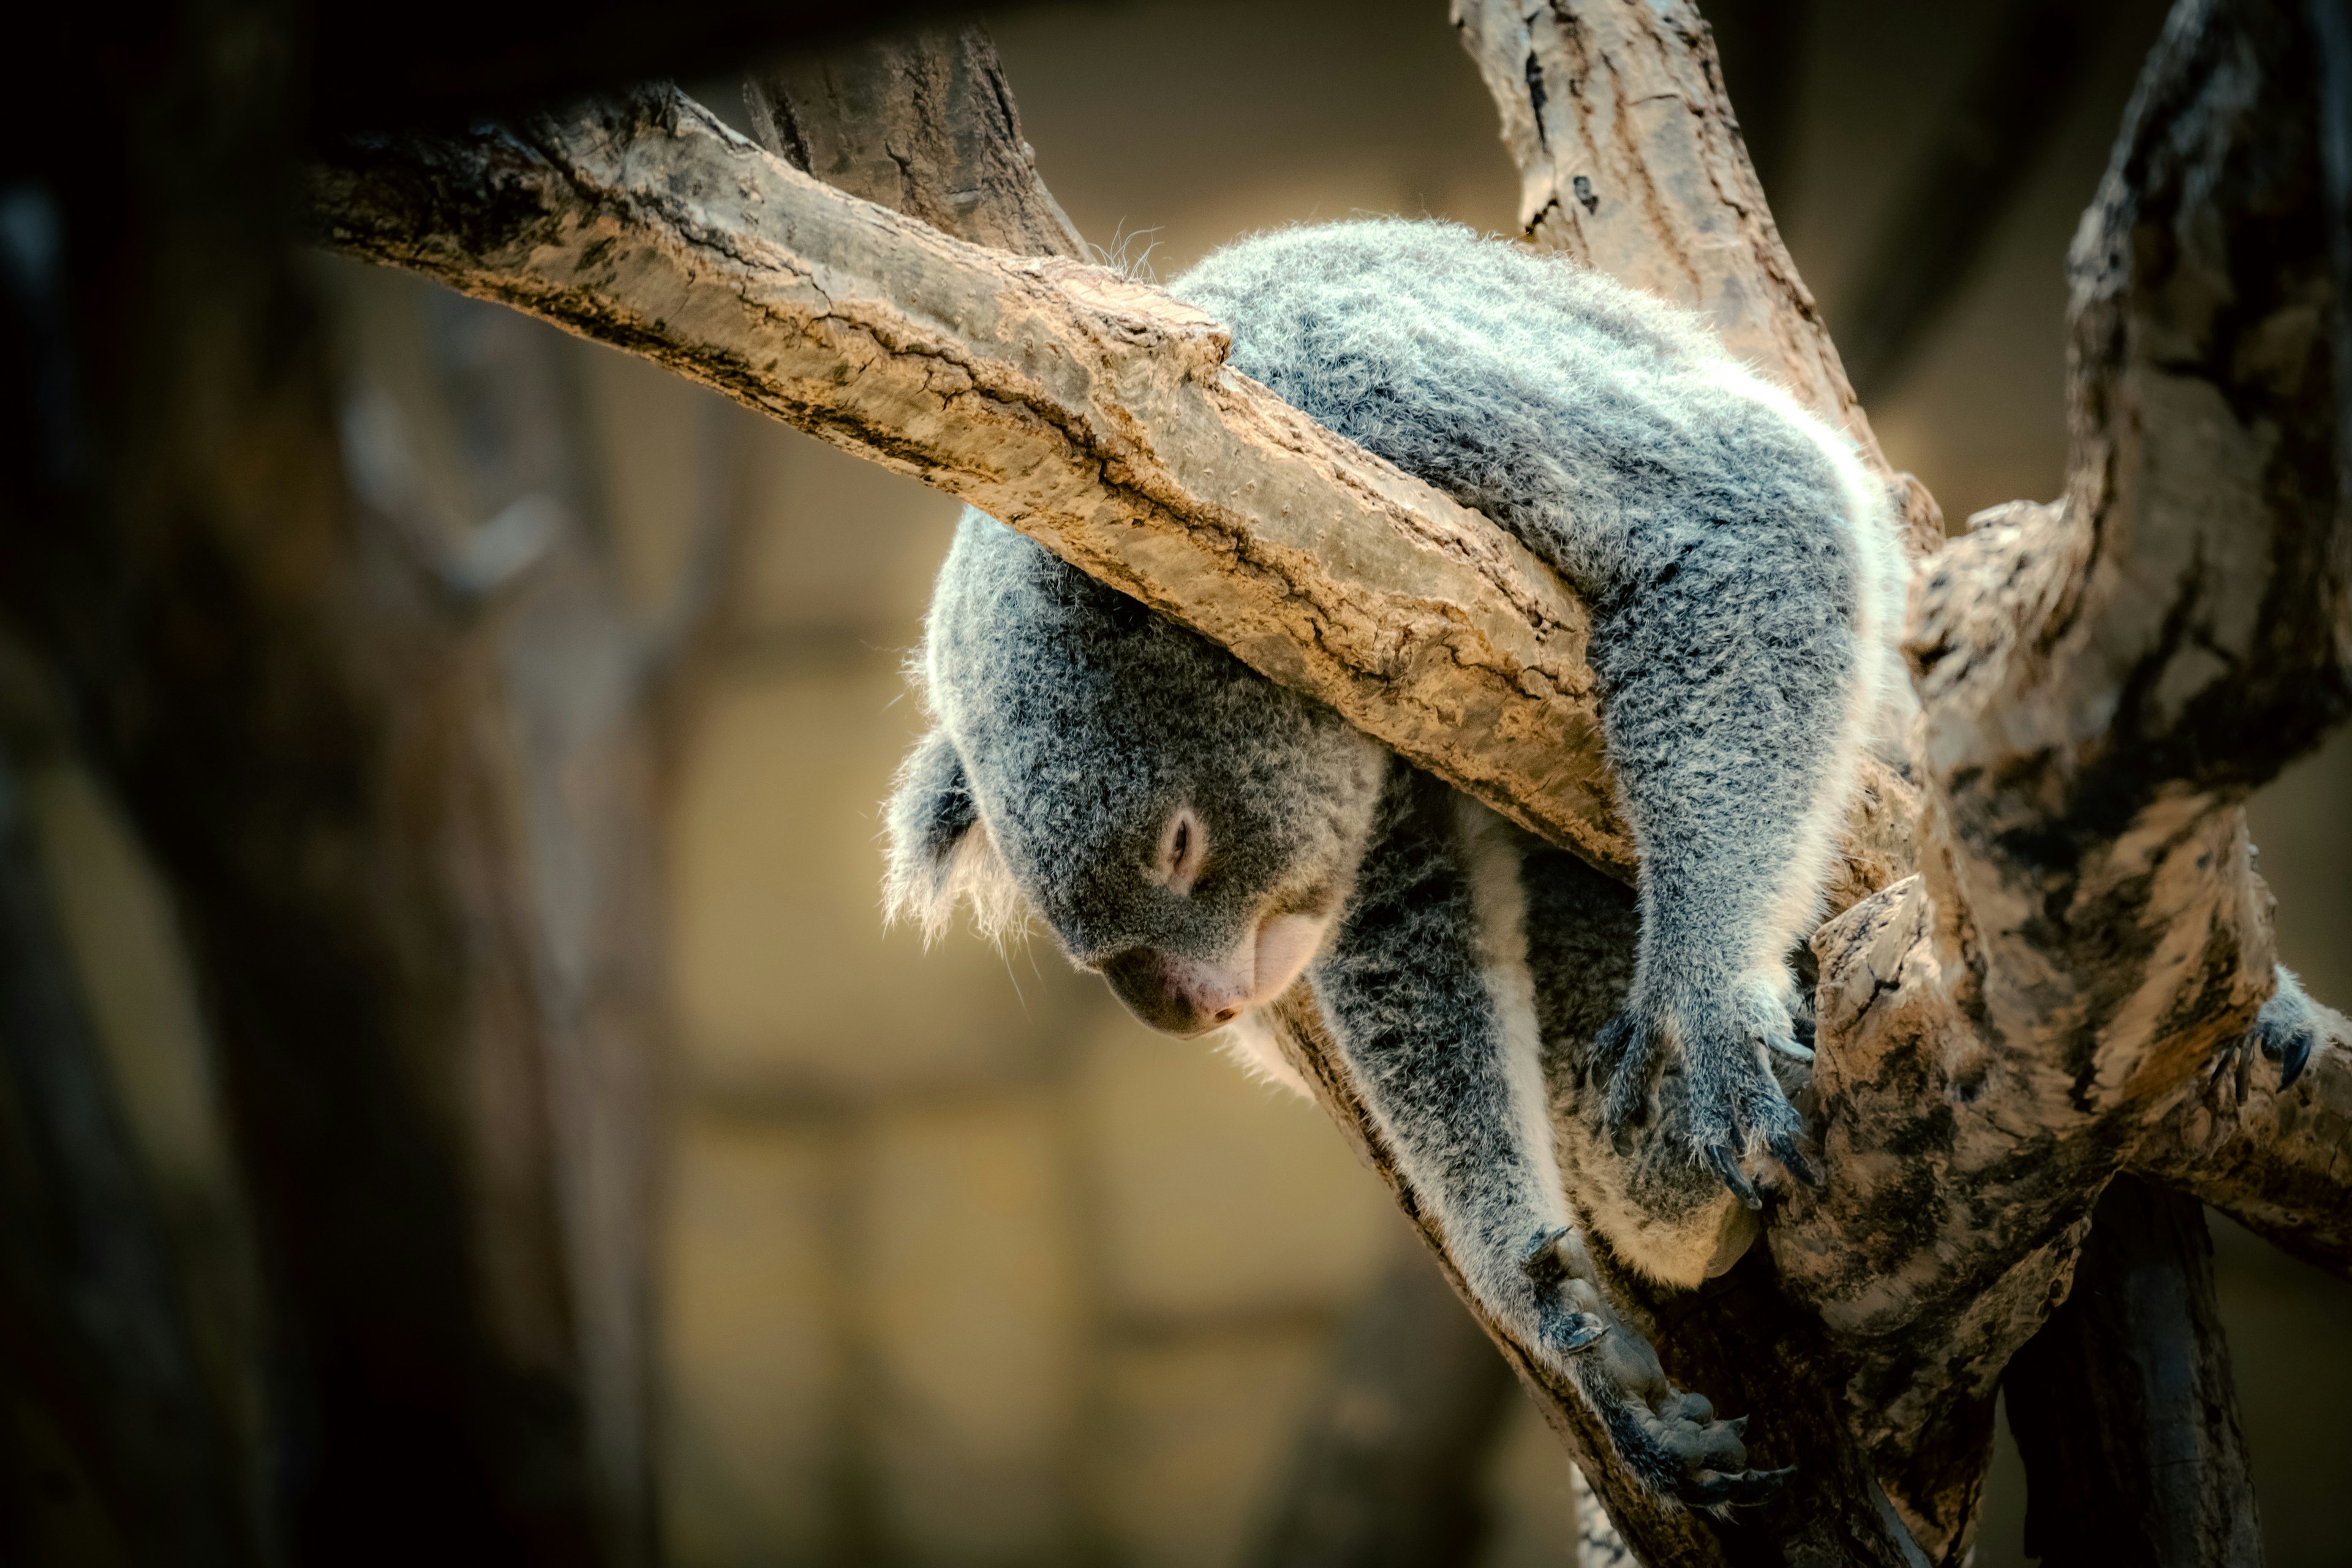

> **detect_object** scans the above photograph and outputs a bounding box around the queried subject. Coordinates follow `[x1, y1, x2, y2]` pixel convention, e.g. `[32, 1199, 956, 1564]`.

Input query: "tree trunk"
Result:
[2004, 1176, 2263, 1568]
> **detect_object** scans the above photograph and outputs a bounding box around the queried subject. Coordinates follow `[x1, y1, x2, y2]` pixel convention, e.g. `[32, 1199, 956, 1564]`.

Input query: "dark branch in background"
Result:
[0, 667, 259, 1568]
[2002, 1178, 2262, 1567]
[1246, 1250, 1519, 1568]
[1697, 0, 1814, 210]
[1838, 0, 2117, 401]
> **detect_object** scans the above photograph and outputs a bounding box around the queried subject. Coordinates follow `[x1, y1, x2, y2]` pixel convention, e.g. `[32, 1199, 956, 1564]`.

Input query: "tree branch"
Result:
[2003, 1176, 2263, 1567]
[1757, 0, 2346, 1546]
[743, 24, 1089, 260]
[2133, 1008, 2352, 1277]
[306, 82, 1937, 903]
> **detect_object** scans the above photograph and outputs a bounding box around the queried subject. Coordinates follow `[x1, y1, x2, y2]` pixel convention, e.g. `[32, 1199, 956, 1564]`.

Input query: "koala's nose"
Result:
[1102, 949, 1246, 1036]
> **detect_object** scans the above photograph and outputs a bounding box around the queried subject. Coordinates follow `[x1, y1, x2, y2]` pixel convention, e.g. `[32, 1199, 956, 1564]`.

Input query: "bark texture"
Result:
[744, 25, 1088, 260]
[2003, 1176, 2263, 1568]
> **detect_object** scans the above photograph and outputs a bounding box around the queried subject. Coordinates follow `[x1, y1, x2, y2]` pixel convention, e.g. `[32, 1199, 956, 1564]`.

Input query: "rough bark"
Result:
[2133, 996, 2352, 1276]
[1765, 0, 2346, 1549]
[307, 91, 1637, 874]
[744, 25, 1088, 260]
[2003, 1176, 2263, 1568]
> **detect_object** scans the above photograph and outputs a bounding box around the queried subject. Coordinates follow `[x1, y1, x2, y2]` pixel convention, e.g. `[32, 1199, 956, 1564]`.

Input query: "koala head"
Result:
[886, 511, 1388, 1037]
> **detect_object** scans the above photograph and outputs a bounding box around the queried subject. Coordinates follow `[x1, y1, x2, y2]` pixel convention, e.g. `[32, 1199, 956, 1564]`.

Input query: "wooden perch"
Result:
[304, 0, 2348, 1562]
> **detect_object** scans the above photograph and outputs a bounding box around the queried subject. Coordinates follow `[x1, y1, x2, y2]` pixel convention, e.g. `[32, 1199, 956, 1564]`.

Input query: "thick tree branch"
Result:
[1757, 0, 2346, 1547]
[310, 91, 1640, 875]
[307, 84, 1936, 906]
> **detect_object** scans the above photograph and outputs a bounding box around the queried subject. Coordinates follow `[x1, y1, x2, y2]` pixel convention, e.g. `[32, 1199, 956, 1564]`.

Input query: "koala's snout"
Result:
[1100, 913, 1334, 1038]
[1102, 948, 1250, 1037]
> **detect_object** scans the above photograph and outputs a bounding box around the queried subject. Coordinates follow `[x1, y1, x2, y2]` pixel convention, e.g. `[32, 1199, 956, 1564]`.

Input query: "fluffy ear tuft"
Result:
[882, 728, 1029, 946]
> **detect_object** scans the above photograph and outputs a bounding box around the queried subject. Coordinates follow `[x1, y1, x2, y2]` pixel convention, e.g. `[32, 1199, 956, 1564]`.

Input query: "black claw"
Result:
[1523, 1225, 1574, 1284]
[1555, 1313, 1608, 1355]
[1767, 1129, 1825, 1189]
[2282, 1028, 2313, 1090]
[1705, 1143, 1762, 1209]
[1720, 1465, 1796, 1507]
[1792, 1012, 1817, 1049]
[1681, 1464, 1792, 1508]
[2206, 1047, 2236, 1096]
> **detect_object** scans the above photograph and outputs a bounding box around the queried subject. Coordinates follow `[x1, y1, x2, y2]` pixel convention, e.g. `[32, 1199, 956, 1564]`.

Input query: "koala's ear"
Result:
[882, 728, 1025, 944]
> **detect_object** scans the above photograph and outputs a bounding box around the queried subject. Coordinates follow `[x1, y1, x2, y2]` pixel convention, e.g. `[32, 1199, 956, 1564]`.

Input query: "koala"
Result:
[884, 220, 1894, 1505]
[883, 220, 2336, 1504]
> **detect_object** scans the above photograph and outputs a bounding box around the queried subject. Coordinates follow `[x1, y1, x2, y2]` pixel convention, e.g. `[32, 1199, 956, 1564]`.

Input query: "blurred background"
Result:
[5, 0, 2347, 1564]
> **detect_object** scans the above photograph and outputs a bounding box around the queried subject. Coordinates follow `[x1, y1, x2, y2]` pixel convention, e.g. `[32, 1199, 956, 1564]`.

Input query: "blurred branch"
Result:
[1838, 0, 2118, 400]
[1246, 1246, 1518, 1568]
[2003, 1176, 2263, 1567]
[0, 654, 260, 1567]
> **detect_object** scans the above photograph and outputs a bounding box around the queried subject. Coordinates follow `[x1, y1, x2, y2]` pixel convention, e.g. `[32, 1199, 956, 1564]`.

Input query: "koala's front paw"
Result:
[1596, 977, 1822, 1207]
[2207, 966, 2323, 1103]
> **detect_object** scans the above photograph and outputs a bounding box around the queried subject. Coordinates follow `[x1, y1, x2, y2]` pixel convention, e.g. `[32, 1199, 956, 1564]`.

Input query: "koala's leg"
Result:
[1520, 840, 1762, 1291]
[1589, 527, 1865, 1199]
[1308, 767, 1784, 1507]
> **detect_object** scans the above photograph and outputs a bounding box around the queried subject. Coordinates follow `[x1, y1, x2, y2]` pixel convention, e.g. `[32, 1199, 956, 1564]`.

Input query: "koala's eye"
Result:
[1155, 805, 1208, 897]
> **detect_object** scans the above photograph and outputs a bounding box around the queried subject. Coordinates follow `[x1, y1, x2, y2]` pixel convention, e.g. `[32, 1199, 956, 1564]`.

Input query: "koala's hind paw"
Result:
[2210, 967, 2324, 1102]
[1520, 1230, 1789, 1509]
[2256, 968, 2321, 1090]
[1577, 1316, 1792, 1509]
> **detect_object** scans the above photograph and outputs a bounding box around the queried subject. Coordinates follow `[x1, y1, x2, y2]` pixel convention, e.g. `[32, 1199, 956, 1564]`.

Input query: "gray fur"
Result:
[884, 221, 1915, 1502]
